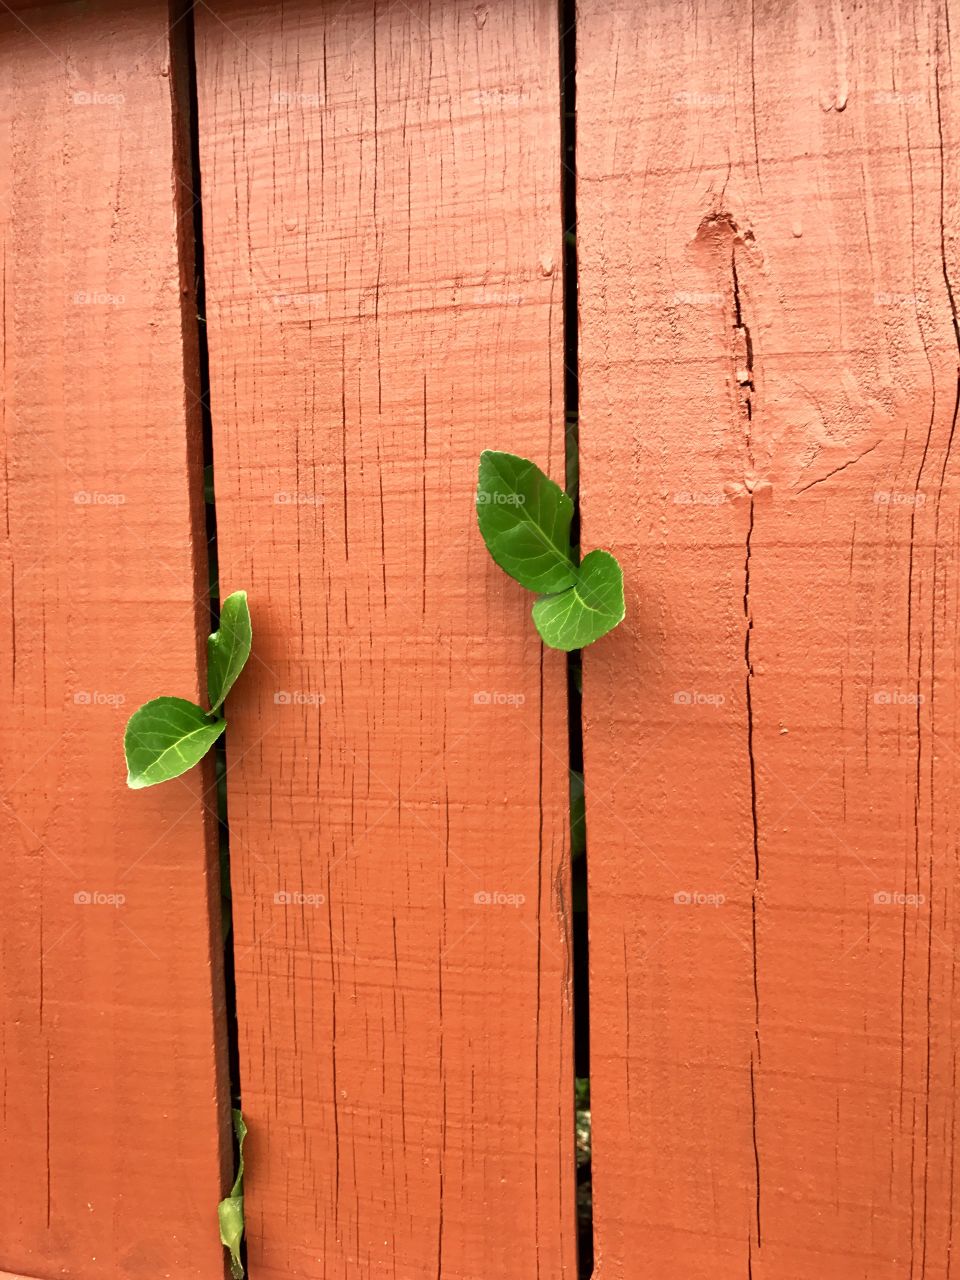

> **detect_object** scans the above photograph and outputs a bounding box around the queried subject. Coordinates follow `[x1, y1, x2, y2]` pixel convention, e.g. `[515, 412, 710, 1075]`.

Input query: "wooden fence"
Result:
[1, 0, 958, 1276]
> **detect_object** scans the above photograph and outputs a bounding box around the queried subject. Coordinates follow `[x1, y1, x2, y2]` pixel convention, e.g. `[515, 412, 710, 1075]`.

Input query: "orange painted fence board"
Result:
[0, 3, 229, 1277]
[578, 0, 960, 1277]
[195, 1, 574, 1277]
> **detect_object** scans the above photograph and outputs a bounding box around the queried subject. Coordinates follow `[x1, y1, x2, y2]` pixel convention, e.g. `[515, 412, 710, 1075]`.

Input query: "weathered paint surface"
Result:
[0, 3, 229, 1276]
[578, 1, 960, 1276]
[195, 1, 575, 1276]
[4, 0, 959, 1275]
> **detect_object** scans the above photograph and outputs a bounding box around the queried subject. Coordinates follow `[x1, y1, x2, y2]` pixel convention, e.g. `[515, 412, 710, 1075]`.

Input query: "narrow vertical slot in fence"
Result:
[559, 0, 593, 1273]
[178, 0, 244, 1164]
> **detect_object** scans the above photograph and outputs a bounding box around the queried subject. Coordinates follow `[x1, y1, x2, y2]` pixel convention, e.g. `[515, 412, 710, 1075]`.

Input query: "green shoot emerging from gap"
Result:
[123, 591, 252, 788]
[476, 452, 625, 650]
[218, 1108, 248, 1279]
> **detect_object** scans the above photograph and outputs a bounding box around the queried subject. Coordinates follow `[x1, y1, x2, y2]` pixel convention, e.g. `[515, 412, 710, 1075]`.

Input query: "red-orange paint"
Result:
[0, 2, 229, 1277]
[195, 1, 575, 1275]
[579, 1, 960, 1276]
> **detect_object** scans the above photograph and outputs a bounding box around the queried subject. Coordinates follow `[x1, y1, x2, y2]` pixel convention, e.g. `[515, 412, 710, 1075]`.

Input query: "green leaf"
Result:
[218, 1195, 244, 1280]
[207, 590, 252, 713]
[229, 1108, 247, 1197]
[532, 549, 625, 652]
[476, 450, 577, 593]
[218, 1109, 248, 1279]
[124, 696, 225, 789]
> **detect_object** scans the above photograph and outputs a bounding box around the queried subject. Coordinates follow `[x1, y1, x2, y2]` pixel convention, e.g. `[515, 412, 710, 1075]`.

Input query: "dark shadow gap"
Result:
[560, 0, 594, 1274]
[170, 1, 245, 1269]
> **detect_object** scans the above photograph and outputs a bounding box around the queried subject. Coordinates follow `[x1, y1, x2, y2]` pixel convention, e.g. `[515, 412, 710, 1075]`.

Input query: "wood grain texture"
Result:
[578, 1, 960, 1276]
[195, 1, 573, 1276]
[0, 4, 229, 1277]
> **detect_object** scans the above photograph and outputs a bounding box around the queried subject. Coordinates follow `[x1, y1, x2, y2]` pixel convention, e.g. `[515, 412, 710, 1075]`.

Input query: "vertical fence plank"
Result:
[196, 2, 573, 1276]
[578, 2, 960, 1280]
[0, 3, 229, 1277]
[578, 1, 960, 1277]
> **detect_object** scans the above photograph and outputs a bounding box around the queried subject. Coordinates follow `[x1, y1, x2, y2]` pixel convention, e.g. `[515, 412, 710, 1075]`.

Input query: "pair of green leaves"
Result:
[123, 591, 252, 789]
[476, 451, 625, 650]
[218, 1108, 248, 1279]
